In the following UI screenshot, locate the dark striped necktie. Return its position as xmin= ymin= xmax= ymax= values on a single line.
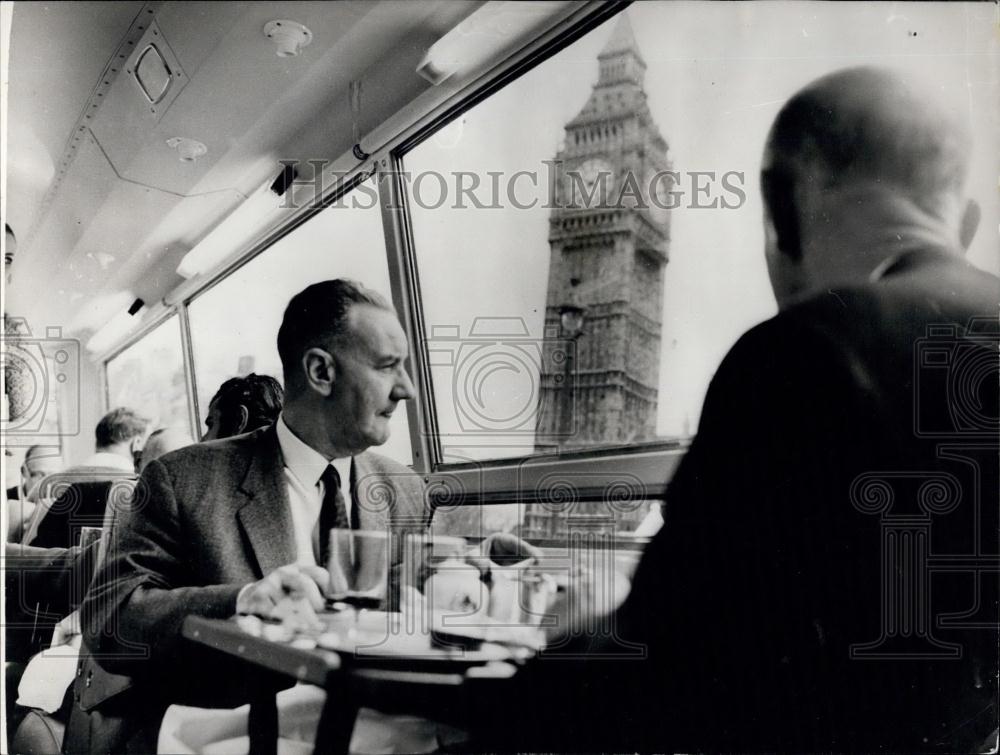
xmin=318 ymin=464 xmax=349 ymax=568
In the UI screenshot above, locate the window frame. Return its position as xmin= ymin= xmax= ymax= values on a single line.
xmin=102 ymin=0 xmax=683 ymax=504
xmin=102 ymin=311 xmax=192 ymax=437
xmin=377 ymin=1 xmax=682 ymax=503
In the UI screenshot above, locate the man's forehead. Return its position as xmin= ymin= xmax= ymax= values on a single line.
xmin=345 ymin=304 xmax=408 ymax=354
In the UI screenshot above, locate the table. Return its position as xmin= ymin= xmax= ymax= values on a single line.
xmin=182 ymin=610 xmax=532 ymax=755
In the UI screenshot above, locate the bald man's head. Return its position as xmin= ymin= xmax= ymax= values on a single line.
xmin=139 ymin=427 xmax=192 ymax=471
xmin=760 ymin=67 xmax=978 ymax=307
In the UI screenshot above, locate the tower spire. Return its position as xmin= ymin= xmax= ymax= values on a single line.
xmin=594 ymin=12 xmax=646 ymax=87
xmin=598 ymin=12 xmax=644 ymax=65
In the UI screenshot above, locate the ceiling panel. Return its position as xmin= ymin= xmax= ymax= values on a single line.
xmin=5 ymin=1 xmax=146 ymax=237
xmin=5 ymin=0 xmax=491 ymax=345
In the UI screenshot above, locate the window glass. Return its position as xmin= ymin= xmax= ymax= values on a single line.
xmin=431 ymin=500 xmax=655 ymax=586
xmin=106 ymin=316 xmax=190 ymax=435
xmin=403 ymin=2 xmax=997 ymax=466
xmin=432 ymin=499 xmax=662 ymax=540
xmin=187 ymin=178 xmax=413 ymax=466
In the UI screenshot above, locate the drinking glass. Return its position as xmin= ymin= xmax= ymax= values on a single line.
xmin=326 ymin=529 xmax=391 ymax=613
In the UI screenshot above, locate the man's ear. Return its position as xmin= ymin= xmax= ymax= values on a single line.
xmin=959 ymin=198 xmax=980 ymax=253
xmin=763 ymin=207 xmax=806 ymax=311
xmin=235 ymin=404 xmax=249 ymax=434
xmin=302 ymin=348 xmax=336 ymax=396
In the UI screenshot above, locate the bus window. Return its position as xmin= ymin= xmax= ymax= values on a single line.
xmin=401 ymin=6 xmax=774 ymax=468
xmin=186 ymin=177 xmax=413 ymax=466
xmin=105 ymin=315 xmax=189 ymax=436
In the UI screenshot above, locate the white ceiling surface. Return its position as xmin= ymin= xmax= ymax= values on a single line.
xmin=5 ymin=0 xmax=482 ymax=342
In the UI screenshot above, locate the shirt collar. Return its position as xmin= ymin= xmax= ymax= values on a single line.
xmin=276 ymin=413 xmax=351 ymax=489
xmin=81 ymin=452 xmax=135 ymax=472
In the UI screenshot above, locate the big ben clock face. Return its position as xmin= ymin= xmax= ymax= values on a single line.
xmin=567 ymin=158 xmax=613 ymax=207
xmin=646 ymin=167 xmax=674 ymax=226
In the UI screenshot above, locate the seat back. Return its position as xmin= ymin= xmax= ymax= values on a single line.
xmin=23 ymin=472 xmax=137 ymax=550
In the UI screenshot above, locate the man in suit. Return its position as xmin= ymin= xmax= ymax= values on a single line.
xmin=477 ymin=67 xmax=998 ymax=751
xmin=66 ymin=280 xmax=427 ymax=752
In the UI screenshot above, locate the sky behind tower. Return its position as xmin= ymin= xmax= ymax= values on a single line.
xmin=404 ymin=1 xmax=998 ymax=450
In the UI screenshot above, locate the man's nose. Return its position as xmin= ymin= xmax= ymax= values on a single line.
xmin=392 ymin=367 xmax=416 ymax=401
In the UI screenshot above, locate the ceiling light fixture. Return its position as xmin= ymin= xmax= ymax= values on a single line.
xmin=416 ymin=1 xmax=565 ymax=85
xmin=86 ymin=298 xmax=145 ymax=354
xmin=166 ymin=137 xmax=207 ymax=162
xmin=263 ymin=20 xmax=312 ymax=57
xmin=176 ymin=180 xmax=285 ymax=279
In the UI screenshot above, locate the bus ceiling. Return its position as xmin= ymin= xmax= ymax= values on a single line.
xmin=3 ymin=0 xmax=533 ymax=355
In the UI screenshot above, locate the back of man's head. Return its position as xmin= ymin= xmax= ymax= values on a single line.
xmin=206 ymin=373 xmax=284 ymax=439
xmin=139 ymin=427 xmax=192 ymax=471
xmin=760 ymin=67 xmax=977 ymax=304
xmin=23 ymin=444 xmax=62 ymax=469
xmin=95 ymin=407 xmax=150 ymax=452
xmin=276 ymin=279 xmax=392 ymax=392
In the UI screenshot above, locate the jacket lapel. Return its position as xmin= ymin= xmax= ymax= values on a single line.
xmin=236 ymin=426 xmax=296 ymax=577
xmin=352 ymin=453 xmax=397 ymax=530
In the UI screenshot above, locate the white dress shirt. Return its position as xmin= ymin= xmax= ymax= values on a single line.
xmin=275 ymin=414 xmax=353 ymax=566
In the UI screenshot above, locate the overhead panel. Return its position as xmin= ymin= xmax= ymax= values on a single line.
xmin=125 ymin=20 xmax=188 ymax=121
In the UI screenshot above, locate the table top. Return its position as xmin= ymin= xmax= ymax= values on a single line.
xmin=182 ymin=610 xmax=535 ymax=689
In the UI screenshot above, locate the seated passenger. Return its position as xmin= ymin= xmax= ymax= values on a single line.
xmin=6 ymin=445 xmax=63 ymax=501
xmin=74 ymin=407 xmax=150 ymax=474
xmin=472 ymin=67 xmax=999 ymax=752
xmin=21 ymin=408 xmax=148 ymax=549
xmin=201 ymin=372 xmax=283 ymax=441
xmin=67 ymin=280 xmax=429 ymax=752
xmin=6 ymin=445 xmax=63 ymax=543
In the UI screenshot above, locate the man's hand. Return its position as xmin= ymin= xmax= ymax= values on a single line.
xmin=544 ymin=566 xmax=629 ymax=641
xmin=236 ymin=564 xmax=329 ymax=624
xmin=51 ymin=609 xmax=82 ymax=647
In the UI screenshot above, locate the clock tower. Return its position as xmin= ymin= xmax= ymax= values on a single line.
xmin=535 ymin=13 xmax=671 ymax=451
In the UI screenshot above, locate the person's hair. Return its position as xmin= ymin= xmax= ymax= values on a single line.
xmin=276 ymin=279 xmax=392 ymax=387
xmin=761 ymin=66 xmax=971 ymax=260
xmin=95 ymin=407 xmax=150 ymax=448
xmin=209 ymin=373 xmax=284 ymax=435
xmin=24 ymin=444 xmax=59 ymax=463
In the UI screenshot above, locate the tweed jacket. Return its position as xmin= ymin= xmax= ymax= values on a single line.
xmin=64 ymin=425 xmax=428 ymax=753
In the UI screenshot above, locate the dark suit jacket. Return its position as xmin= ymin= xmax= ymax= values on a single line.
xmin=480 ymin=247 xmax=999 ymax=752
xmin=64 ymin=425 xmax=429 ymax=753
